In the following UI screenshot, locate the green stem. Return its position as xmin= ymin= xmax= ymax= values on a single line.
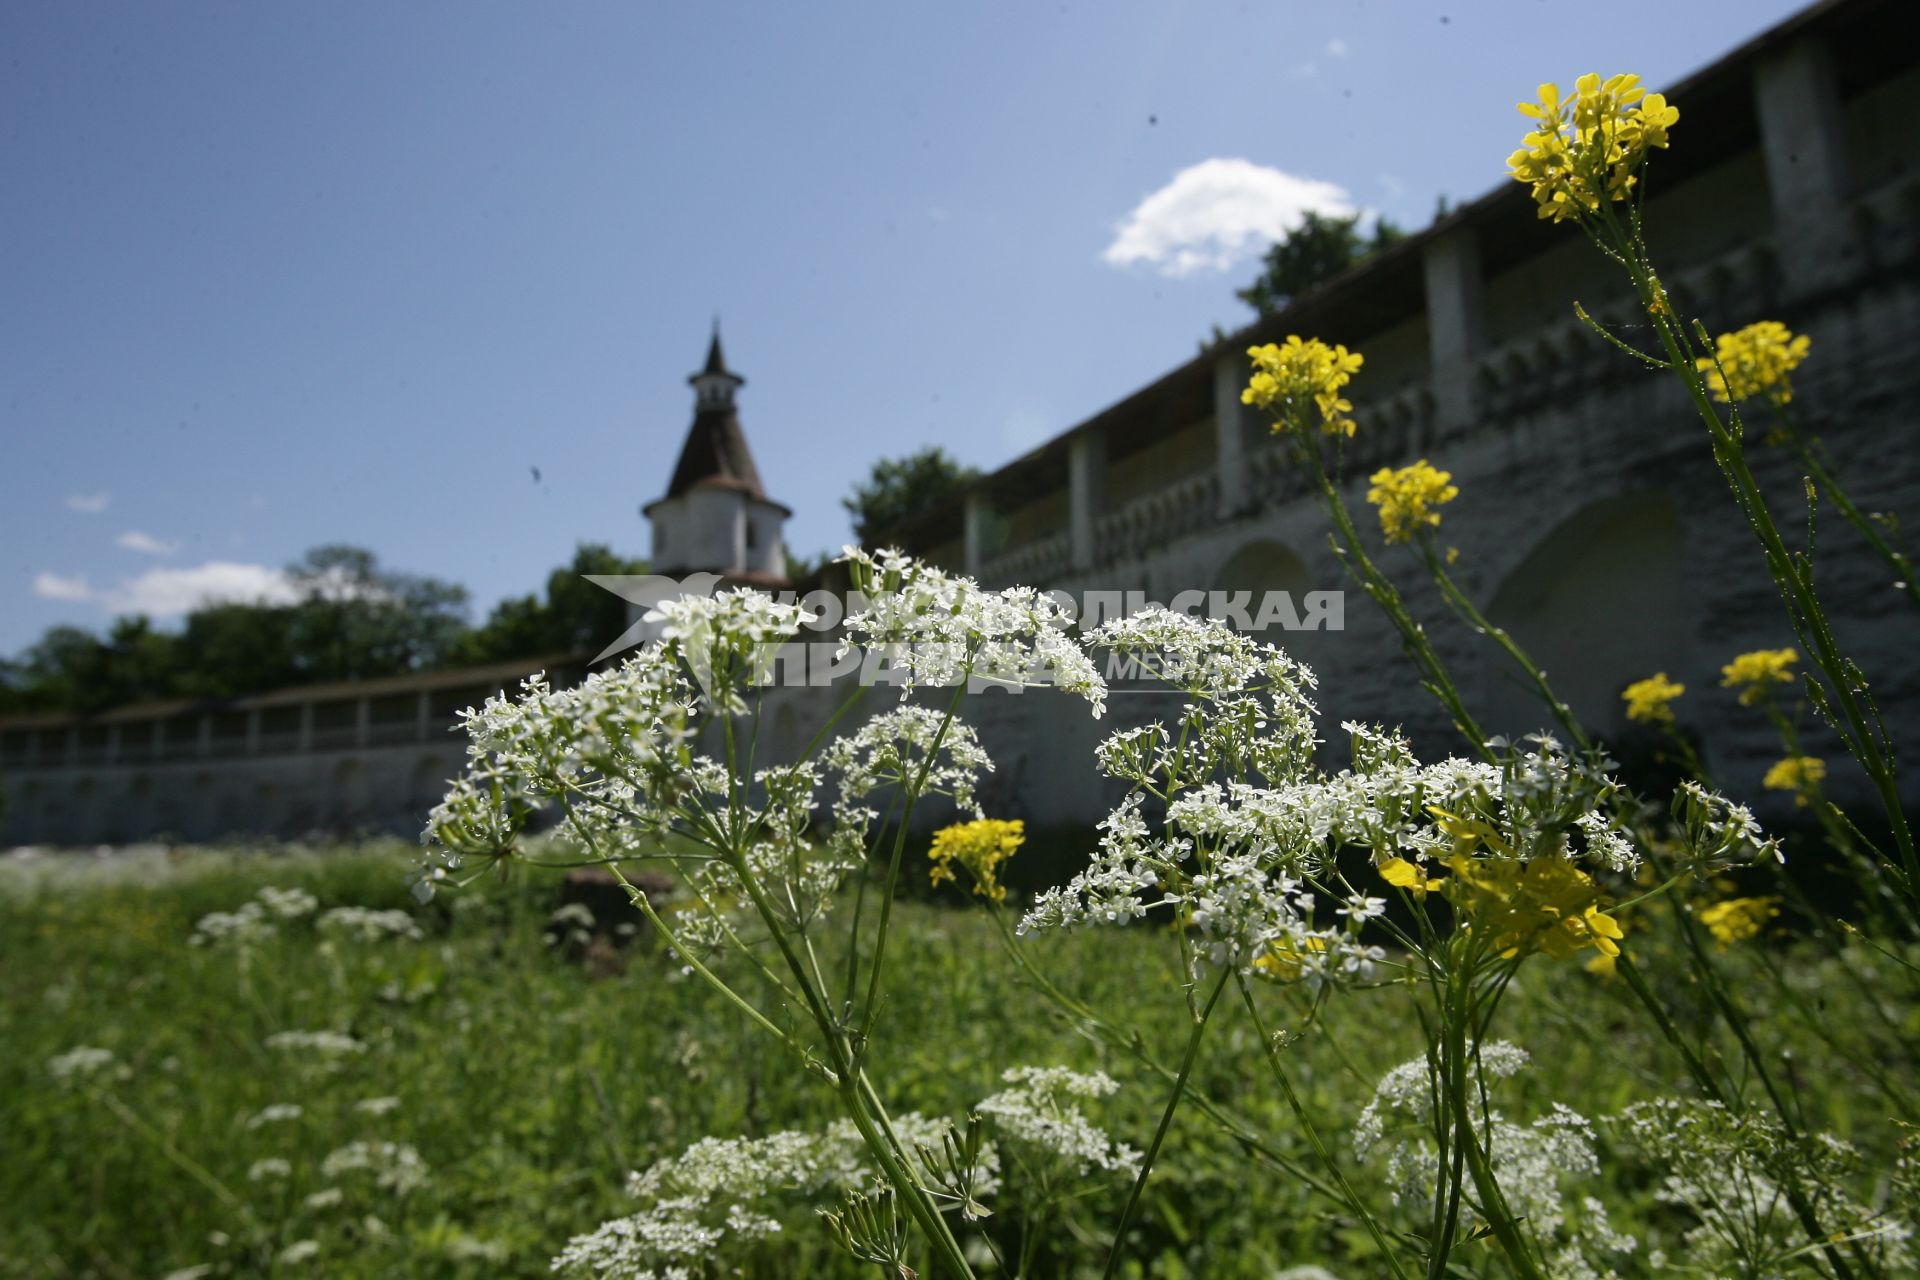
xmin=1236 ymin=975 xmax=1414 ymax=1280
xmin=1099 ymin=967 xmax=1230 ymax=1280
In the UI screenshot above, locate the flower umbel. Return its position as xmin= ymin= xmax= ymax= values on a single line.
xmin=1242 ymin=336 xmax=1365 ymax=437
xmin=928 ymin=818 xmax=1026 ymax=903
xmin=1507 ymin=74 xmax=1679 ymax=223
xmin=1696 ymin=321 xmax=1811 ymax=407
xmin=1366 ymin=460 xmax=1459 ymax=543
xmin=1720 ymin=648 xmax=1798 ymax=705
xmin=1622 ymin=672 xmax=1686 ymax=724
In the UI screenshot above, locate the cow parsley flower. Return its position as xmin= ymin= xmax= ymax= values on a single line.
xmin=246 ymin=1103 xmax=304 ymax=1129
xmin=555 ymin=1113 xmax=993 ymax=1280
xmin=256 ymin=886 xmax=319 ymax=919
xmin=318 ymin=906 xmax=424 ymax=942
xmin=975 ymin=1066 xmax=1141 ymax=1177
xmin=839 ymin=547 xmax=1106 ymax=714
xmin=321 ymin=1140 xmax=430 ymax=1195
xmin=248 ymin=1158 xmax=292 ymax=1183
xmin=47 ymin=1045 xmax=116 ymax=1083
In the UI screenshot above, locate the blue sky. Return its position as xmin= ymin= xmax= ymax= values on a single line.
xmin=0 ymin=0 xmax=1804 ymax=655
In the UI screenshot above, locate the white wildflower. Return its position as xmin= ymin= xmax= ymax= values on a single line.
xmin=975 ymin=1065 xmax=1141 ymax=1177
xmin=317 ymin=906 xmax=423 ymax=942
xmin=246 ymin=1103 xmax=304 ymax=1129
xmin=47 ymin=1045 xmax=116 ymax=1082
xmin=275 ymin=1240 xmax=321 ymax=1266
xmin=320 ymin=1140 xmax=430 ymax=1195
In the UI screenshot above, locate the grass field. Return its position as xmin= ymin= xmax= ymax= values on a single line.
xmin=2 ymin=841 xmax=1912 ymax=1278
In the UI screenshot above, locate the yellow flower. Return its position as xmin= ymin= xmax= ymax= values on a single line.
xmin=1508 ymin=73 xmax=1678 ymax=223
xmin=1252 ymin=933 xmax=1329 ymax=983
xmin=1242 ymin=336 xmax=1365 ymax=437
xmin=1695 ymin=321 xmax=1812 ymax=407
xmin=1366 ymin=460 xmax=1460 ymax=544
xmin=1720 ymin=648 xmax=1798 ymax=705
xmin=927 ymin=818 xmax=1025 ymax=903
xmin=1762 ymin=755 xmax=1826 ymax=806
xmin=1438 ymin=851 xmax=1625 ymax=961
xmin=1379 ymin=856 xmax=1438 ymax=901
xmin=1621 ymin=672 xmax=1686 ymax=725
xmin=1698 ymin=896 xmax=1780 ymax=947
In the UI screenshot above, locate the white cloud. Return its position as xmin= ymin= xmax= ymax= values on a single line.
xmin=33 ymin=572 xmax=93 ymax=601
xmin=1103 ymin=158 xmax=1356 ymax=277
xmin=29 ymin=561 xmax=301 ymax=617
xmin=1377 ymin=172 xmax=1407 ymax=199
xmin=116 ymin=530 xmax=179 ymax=556
xmin=1327 ymin=37 xmax=1349 ymax=57
xmin=103 ymin=562 xmax=297 ymax=617
xmin=64 ymin=492 xmax=111 ymax=514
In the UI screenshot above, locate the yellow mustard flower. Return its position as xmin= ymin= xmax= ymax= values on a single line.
xmin=1621 ymin=672 xmax=1686 ymax=725
xmin=1366 ymin=460 xmax=1460 ymax=544
xmin=1698 ymin=895 xmax=1780 ymax=947
xmin=1437 ymin=852 xmax=1624 ymax=961
xmin=1508 ymin=73 xmax=1679 ymax=223
xmin=1720 ymin=648 xmax=1798 ymax=705
xmin=1378 ymin=855 xmax=1437 ymax=901
xmin=1762 ymin=755 xmax=1826 ymax=805
xmin=1252 ymin=933 xmax=1329 ymax=983
xmin=1695 ymin=321 xmax=1812 ymax=407
xmin=928 ymin=818 xmax=1025 ymax=903
xmin=1242 ymin=336 xmax=1365 ymax=437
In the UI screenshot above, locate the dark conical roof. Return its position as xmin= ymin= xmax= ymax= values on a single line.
xmin=661 ymin=329 xmax=765 ymax=500
xmin=696 ymin=328 xmax=739 ymax=382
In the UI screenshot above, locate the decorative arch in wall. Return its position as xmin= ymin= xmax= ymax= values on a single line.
xmin=1482 ymin=489 xmax=1692 ymax=739
xmin=1210 ymin=536 xmax=1333 ymax=680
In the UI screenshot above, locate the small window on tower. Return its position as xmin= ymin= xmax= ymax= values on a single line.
xmin=746 ymin=523 xmax=758 ymax=551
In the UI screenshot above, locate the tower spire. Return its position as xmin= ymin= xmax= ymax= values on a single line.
xmin=692 ymin=319 xmax=743 ymax=407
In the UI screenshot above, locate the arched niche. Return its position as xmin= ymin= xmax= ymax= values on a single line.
xmin=1209 ymin=537 xmax=1332 ymax=683
xmin=1482 ymin=489 xmax=1692 ymax=739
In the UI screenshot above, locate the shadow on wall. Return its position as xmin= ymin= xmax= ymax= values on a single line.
xmin=1482 ymin=489 xmax=1693 ymax=741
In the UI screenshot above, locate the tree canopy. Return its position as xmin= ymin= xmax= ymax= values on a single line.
xmin=0 ymin=542 xmax=646 ymax=714
xmin=1233 ymin=211 xmax=1406 ymax=319
xmin=842 ymin=447 xmax=980 ymax=545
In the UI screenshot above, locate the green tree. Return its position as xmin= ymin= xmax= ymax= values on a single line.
xmin=282 ymin=545 xmax=470 ymax=683
xmin=842 ymin=447 xmax=979 ymax=545
xmin=457 ymin=543 xmax=650 ymax=663
xmin=1234 ymin=211 xmax=1406 ymax=319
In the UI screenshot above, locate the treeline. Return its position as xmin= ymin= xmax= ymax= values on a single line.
xmin=0 ymin=543 xmax=646 ymax=715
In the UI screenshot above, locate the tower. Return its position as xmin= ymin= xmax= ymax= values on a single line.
xmin=643 ymin=328 xmax=791 ymax=584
